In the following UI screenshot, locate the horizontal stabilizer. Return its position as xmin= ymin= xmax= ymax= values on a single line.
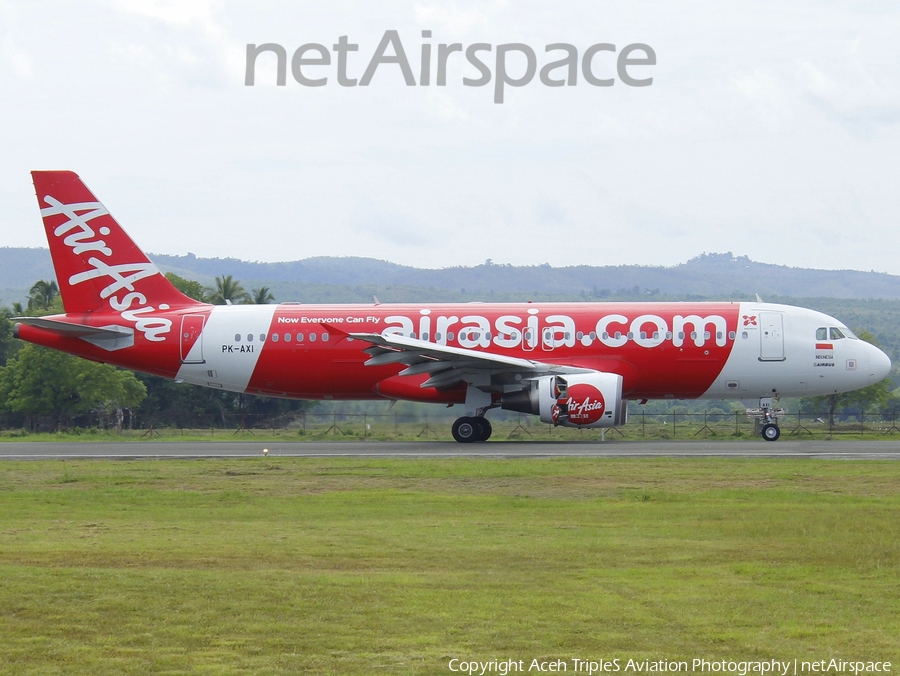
xmin=14 ymin=317 xmax=135 ymax=351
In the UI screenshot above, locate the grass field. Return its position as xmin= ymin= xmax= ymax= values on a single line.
xmin=0 ymin=458 xmax=898 ymax=675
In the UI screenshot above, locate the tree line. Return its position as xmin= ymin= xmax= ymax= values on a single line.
xmin=0 ymin=275 xmax=305 ymax=432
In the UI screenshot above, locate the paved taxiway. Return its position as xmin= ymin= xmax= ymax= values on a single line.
xmin=1 ymin=440 xmax=899 ymax=459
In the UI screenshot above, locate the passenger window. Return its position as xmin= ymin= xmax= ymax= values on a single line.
xmin=297 ymin=333 xmax=304 ymax=342
xmin=247 ymin=334 xmax=253 ymax=342
xmin=422 ymin=332 xmax=429 ymax=341
xmin=816 ymin=327 xmax=827 ymax=340
xmin=830 ymin=327 xmax=845 ymax=340
xmin=728 ymin=331 xmax=736 ymax=340
xmin=234 ymin=333 xmax=240 ymax=342
xmin=259 ymin=334 xmax=265 ymax=342
xmin=577 ymin=332 xmax=584 ymax=340
xmin=322 ymin=333 xmax=329 ymax=342
xmin=272 ymin=333 xmax=279 ymax=342
xmin=448 ymin=332 xmax=455 ymax=341
xmin=435 ymin=332 xmax=442 ymax=341
xmin=310 ymin=333 xmax=317 ymax=342
xmin=284 ymin=333 xmax=291 ymax=342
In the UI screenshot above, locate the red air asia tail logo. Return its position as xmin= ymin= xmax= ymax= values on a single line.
xmin=564 ymin=383 xmax=606 ymax=425
xmin=41 ymin=196 xmax=172 ymax=342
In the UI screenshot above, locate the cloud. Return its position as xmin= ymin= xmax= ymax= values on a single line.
xmin=111 ymin=0 xmax=219 ymax=26
xmin=109 ymin=0 xmax=244 ymax=87
xmin=798 ymin=58 xmax=900 ymax=133
xmin=0 ymin=2 xmax=32 ymax=78
xmin=3 ymin=1 xmax=900 ymax=275
xmin=413 ymin=2 xmax=504 ymax=33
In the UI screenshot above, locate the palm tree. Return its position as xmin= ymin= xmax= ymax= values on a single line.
xmin=207 ymin=275 xmax=250 ymax=305
xmin=27 ymin=280 xmax=59 ymax=311
xmin=249 ymin=286 xmax=275 ymax=304
xmin=11 ymin=301 xmax=25 ymax=316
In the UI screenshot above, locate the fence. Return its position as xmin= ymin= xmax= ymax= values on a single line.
xmin=5 ymin=409 xmax=900 ymax=441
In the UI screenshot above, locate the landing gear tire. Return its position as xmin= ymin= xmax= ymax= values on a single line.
xmin=761 ymin=423 xmax=781 ymax=442
xmin=478 ymin=418 xmax=493 ymax=442
xmin=452 ymin=416 xmax=492 ymax=443
xmin=452 ymin=417 xmax=479 ymax=443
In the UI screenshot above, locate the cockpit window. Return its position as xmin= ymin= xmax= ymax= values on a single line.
xmin=816 ymin=327 xmax=827 ymax=341
xmin=842 ymin=327 xmax=858 ymax=339
xmin=829 ymin=327 xmax=845 ymax=340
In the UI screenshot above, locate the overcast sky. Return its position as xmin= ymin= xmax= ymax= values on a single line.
xmin=1 ymin=1 xmax=898 ymax=273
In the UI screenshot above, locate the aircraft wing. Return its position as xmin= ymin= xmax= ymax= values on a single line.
xmin=349 ymin=331 xmax=592 ymax=389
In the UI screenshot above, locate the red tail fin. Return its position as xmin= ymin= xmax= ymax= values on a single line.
xmin=31 ymin=171 xmax=201 ymax=314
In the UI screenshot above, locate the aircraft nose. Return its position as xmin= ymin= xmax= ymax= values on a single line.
xmin=868 ymin=344 xmax=892 ymax=385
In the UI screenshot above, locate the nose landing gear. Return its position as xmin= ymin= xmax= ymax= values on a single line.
xmin=761 ymin=423 xmax=781 ymax=441
xmin=746 ymin=397 xmax=783 ymax=442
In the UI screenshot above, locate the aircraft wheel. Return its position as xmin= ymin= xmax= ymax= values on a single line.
xmin=478 ymin=418 xmax=493 ymax=442
xmin=761 ymin=423 xmax=781 ymax=442
xmin=452 ymin=417 xmax=480 ymax=443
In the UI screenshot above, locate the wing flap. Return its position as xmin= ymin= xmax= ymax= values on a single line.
xmin=349 ymin=331 xmax=592 ymax=389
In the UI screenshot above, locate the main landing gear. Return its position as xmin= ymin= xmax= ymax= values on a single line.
xmin=451 ymin=416 xmax=493 ymax=443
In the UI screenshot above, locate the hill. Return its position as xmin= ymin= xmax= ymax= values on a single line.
xmin=3 ymin=249 xmax=900 ymax=303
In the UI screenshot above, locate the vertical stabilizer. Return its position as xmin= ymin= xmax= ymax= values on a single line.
xmin=31 ymin=171 xmax=201 ymax=314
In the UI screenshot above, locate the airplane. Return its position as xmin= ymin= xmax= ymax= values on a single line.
xmin=13 ymin=171 xmax=892 ymax=442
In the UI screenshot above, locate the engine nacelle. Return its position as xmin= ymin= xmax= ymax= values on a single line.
xmin=501 ymin=373 xmax=626 ymax=428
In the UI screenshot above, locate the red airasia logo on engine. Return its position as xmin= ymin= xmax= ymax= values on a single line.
xmin=564 ymin=383 xmax=606 ymax=425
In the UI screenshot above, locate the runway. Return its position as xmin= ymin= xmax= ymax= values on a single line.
xmin=1 ymin=440 xmax=900 ymax=459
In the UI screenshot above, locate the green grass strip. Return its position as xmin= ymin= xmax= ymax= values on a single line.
xmin=0 ymin=458 xmax=897 ymax=674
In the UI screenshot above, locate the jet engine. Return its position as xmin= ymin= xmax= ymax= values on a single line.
xmin=501 ymin=373 xmax=626 ymax=428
